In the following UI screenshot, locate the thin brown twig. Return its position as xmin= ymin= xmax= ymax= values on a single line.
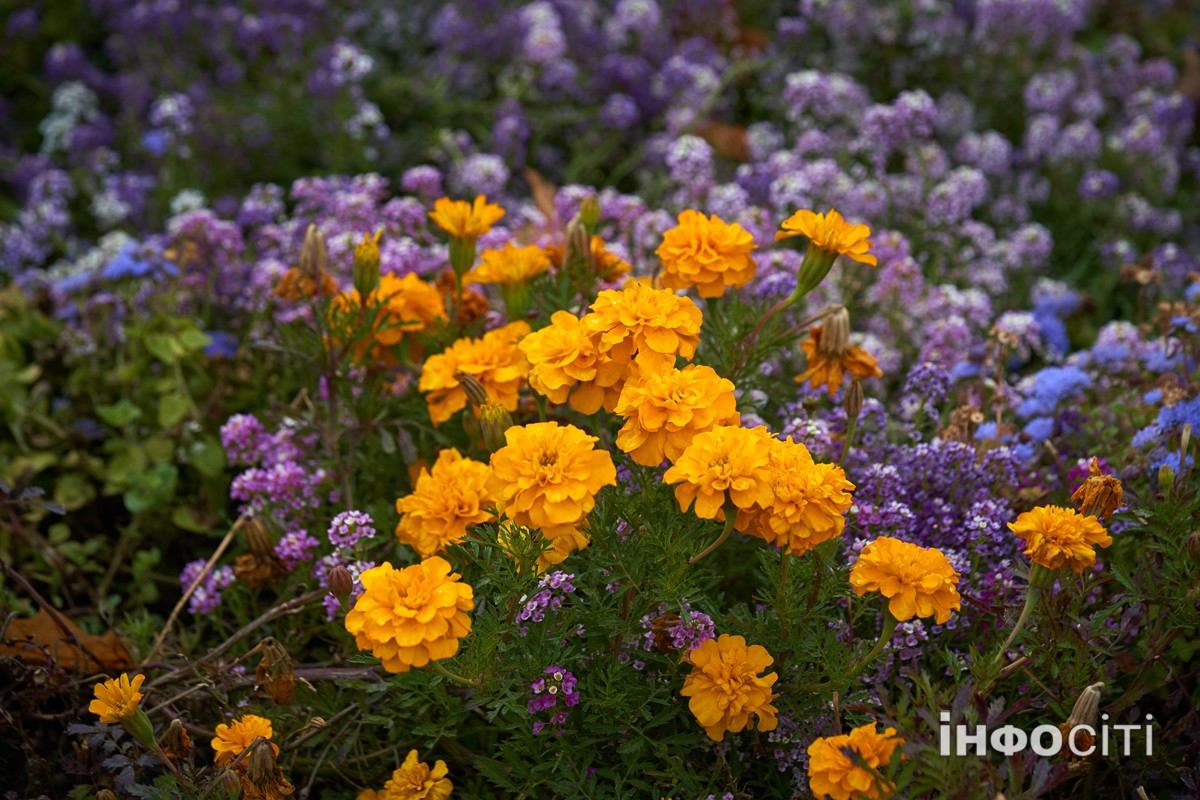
xmin=143 ymin=518 xmax=244 ymax=664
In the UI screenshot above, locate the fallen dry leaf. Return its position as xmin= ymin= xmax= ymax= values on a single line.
xmin=1 ymin=610 xmax=133 ymax=671
xmin=523 ymin=167 xmax=559 ymax=228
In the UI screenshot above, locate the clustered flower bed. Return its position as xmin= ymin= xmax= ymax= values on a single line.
xmin=1 ymin=2 xmax=1198 ymax=799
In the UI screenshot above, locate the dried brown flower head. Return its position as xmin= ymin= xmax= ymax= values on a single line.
xmin=1070 ymin=458 xmax=1124 ymax=520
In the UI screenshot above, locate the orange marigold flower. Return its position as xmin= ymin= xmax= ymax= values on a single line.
xmin=519 ymin=311 xmax=625 ymax=414
xmin=428 ymin=195 xmax=505 ymax=240
xmin=807 ymin=722 xmax=903 ymax=800
xmin=344 ymin=558 xmax=474 ymax=673
xmin=273 ymin=266 xmax=337 ymax=301
xmin=547 ymin=236 xmax=631 ymax=282
xmin=356 ymin=792 xmax=383 ymax=800
xmin=796 ymin=325 xmax=883 ymax=397
xmin=614 ymin=364 xmax=740 ymax=466
xmin=775 ymin=208 xmax=877 ymax=267
xmin=212 ymin=714 xmax=279 ymax=767
xmin=330 ymin=273 xmax=447 ymax=363
xmin=1008 ymin=505 xmax=1112 ymax=573
xmin=741 ymin=437 xmax=855 ymax=556
xmin=382 ymin=749 xmax=453 ymax=800
xmin=466 ymin=242 xmax=551 ymax=285
xmin=849 ymin=537 xmax=962 ymax=624
xmin=656 ymin=210 xmax=757 ymax=298
xmin=583 ymin=281 xmax=703 ymax=371
xmin=396 ymin=448 xmax=495 ymax=558
xmin=486 ymin=422 xmax=617 ymax=570
xmin=89 ymin=673 xmax=145 ymax=724
xmin=419 ymin=321 xmax=530 ymax=425
xmin=663 ymin=425 xmax=775 ymax=522
xmin=680 ymin=634 xmax=778 ymax=742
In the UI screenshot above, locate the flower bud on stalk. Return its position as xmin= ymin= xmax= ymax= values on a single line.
xmin=479 ymin=402 xmax=514 ymax=453
xmin=579 ymin=194 xmax=600 ymax=235
xmin=299 ymin=223 xmax=328 ymax=282
xmin=327 ymin=565 xmax=354 ymax=598
xmin=1187 ymin=532 xmax=1200 ymax=568
xmin=159 ymin=718 xmax=194 ymax=760
xmin=244 ymin=517 xmax=274 ymax=559
xmin=352 ymin=230 xmax=382 ymax=298
xmin=1158 ymin=463 xmax=1176 ymax=491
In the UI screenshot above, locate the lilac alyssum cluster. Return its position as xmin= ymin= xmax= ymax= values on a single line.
xmin=527 ymin=666 xmax=580 ymax=736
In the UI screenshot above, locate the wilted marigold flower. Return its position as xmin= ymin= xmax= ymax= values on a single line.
xmin=680 ymin=634 xmax=778 ymax=742
xmin=614 ymin=364 xmax=740 ymax=466
xmin=849 ymin=537 xmax=961 ymax=624
xmin=583 ymin=282 xmax=703 ymax=371
xmin=89 ymin=673 xmax=145 ymax=724
xmin=1070 ymin=457 xmax=1124 ymax=520
xmin=656 ymin=210 xmax=757 ymax=298
xmin=741 ymin=437 xmax=855 ymax=556
xmin=796 ymin=325 xmax=883 ymax=397
xmin=486 ymin=422 xmax=617 ymax=570
xmin=1008 ymin=505 xmax=1112 ymax=573
xmin=428 ymin=195 xmax=504 ymax=241
xmin=212 ymin=714 xmax=279 ymax=767
xmin=775 ymin=208 xmax=877 ymax=267
xmin=663 ymin=425 xmax=775 ymax=522
xmin=807 ymin=722 xmax=903 ymax=800
xmin=466 ymin=242 xmax=551 ymax=285
xmin=344 ymin=558 xmax=474 ymax=673
xmin=382 ymin=749 xmax=452 ymax=800
xmin=419 ymin=321 xmax=530 ymax=425
xmin=396 ymin=448 xmax=495 ymax=558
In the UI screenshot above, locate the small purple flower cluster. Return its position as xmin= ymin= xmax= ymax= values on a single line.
xmin=178 ymin=560 xmax=236 ymax=615
xmin=327 ymin=510 xmax=376 ymax=549
xmin=516 ymin=571 xmax=576 ymax=636
xmin=527 ymin=666 xmax=580 ymax=736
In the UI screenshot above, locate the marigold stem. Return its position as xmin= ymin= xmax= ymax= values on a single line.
xmin=993 ymin=584 xmax=1043 ymax=669
xmin=427 ymin=659 xmax=480 ymax=688
xmin=848 ymin=610 xmax=899 ymax=677
xmin=689 ymin=501 xmax=739 ymax=565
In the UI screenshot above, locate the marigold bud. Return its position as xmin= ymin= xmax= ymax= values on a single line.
xmin=244 ymin=517 xmax=274 ymax=558
xmin=159 ymin=718 xmax=194 ymax=760
xmin=219 ymin=769 xmax=242 ymax=794
xmin=455 ymin=371 xmax=491 ymax=408
xmin=844 ymin=379 xmax=864 ymax=422
xmin=327 ymin=565 xmax=354 ymax=598
xmin=1065 ymin=681 xmax=1104 ymax=728
xmin=479 ymin=401 xmax=514 ymax=452
xmin=97 ymin=791 xmax=117 ymax=800
xmin=1158 ymin=463 xmax=1176 ymax=489
xmin=819 ymin=305 xmax=851 ymax=358
xmin=1187 ymin=531 xmax=1200 ymax=568
xmin=246 ymin=738 xmax=277 ymax=785
xmin=579 ymin=194 xmax=600 ymax=233
xmin=352 ymin=230 xmax=383 ymax=297
xmin=299 ymin=223 xmax=328 ymax=282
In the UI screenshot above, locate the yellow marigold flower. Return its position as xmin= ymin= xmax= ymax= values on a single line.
xmin=330 ymin=273 xmax=447 ymax=363
xmin=486 ymin=422 xmax=617 ymax=570
xmin=396 ymin=448 xmax=495 ymax=558
xmin=428 ymin=195 xmax=505 ymax=241
xmin=383 ymin=749 xmax=452 ymax=800
xmin=849 ymin=537 xmax=962 ymax=624
xmin=663 ymin=425 xmax=774 ymax=522
xmin=519 ymin=311 xmax=626 ymax=414
xmin=344 ymin=558 xmax=474 ymax=673
xmin=1008 ymin=505 xmax=1112 ymax=573
xmin=680 ymin=634 xmax=778 ymax=742
xmin=466 ymin=242 xmax=551 ymax=285
xmin=211 ymin=714 xmax=279 ymax=767
xmin=807 ymin=722 xmax=903 ymax=800
xmin=656 ymin=210 xmax=757 ymax=298
xmin=89 ymin=673 xmax=145 ymax=724
xmin=419 ymin=321 xmax=530 ymax=425
xmin=796 ymin=325 xmax=883 ymax=397
xmin=547 ymin=236 xmax=631 ymax=282
xmin=775 ymin=208 xmax=877 ymax=267
xmin=741 ymin=437 xmax=855 ymax=556
xmin=583 ymin=281 xmax=703 ymax=372
xmin=614 ymin=365 xmax=740 ymax=466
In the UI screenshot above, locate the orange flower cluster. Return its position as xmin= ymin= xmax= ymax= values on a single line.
xmin=486 ymin=422 xmax=616 ymax=570
xmin=663 ymin=425 xmax=775 ymax=523
xmin=331 ymin=272 xmax=446 ymax=364
xmin=466 ymin=242 xmax=551 ymax=285
xmin=1008 ymin=505 xmax=1112 ymax=573
xmin=776 ymin=208 xmax=877 ymax=267
xmin=521 ymin=282 xmax=703 ymax=413
xmin=849 ymin=537 xmax=962 ymax=624
xmin=807 ymin=722 xmax=902 ymax=800
xmin=656 ymin=210 xmax=757 ymax=298
xmin=741 ymin=436 xmax=856 ymax=556
xmin=419 ymin=321 xmax=530 ymax=425
xmin=796 ymin=325 xmax=883 ymax=397
xmin=428 ymin=195 xmax=504 ymax=241
xmin=396 ymin=448 xmax=495 ymax=557
xmin=212 ymin=714 xmax=279 ymax=767
xmin=344 ymin=558 xmax=474 ymax=673
xmin=547 ymin=235 xmax=631 ymax=282
xmin=680 ymin=634 xmax=778 ymax=742
xmin=380 ymin=749 xmax=453 ymax=800
xmin=614 ymin=365 xmax=739 ymax=466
